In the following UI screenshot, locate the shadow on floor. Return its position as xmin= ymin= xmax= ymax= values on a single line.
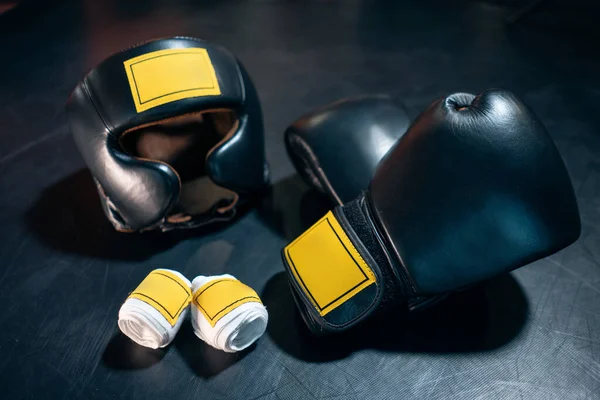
xmin=172 ymin=323 xmax=255 ymax=378
xmin=102 ymin=332 xmax=166 ymax=370
xmin=25 ymin=168 xmax=243 ymax=261
xmin=259 ymin=175 xmax=529 ymax=360
xmin=256 ymin=174 xmax=332 ymax=242
xmin=263 ymin=271 xmax=529 ymax=362
xmin=102 ymin=324 xmax=254 ymax=376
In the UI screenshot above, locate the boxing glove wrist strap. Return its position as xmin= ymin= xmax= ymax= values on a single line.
xmin=342 ymin=197 xmax=415 ymax=301
xmin=281 ymin=195 xmax=413 ymax=334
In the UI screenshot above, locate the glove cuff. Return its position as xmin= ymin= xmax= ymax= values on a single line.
xmin=281 ymin=194 xmax=413 ymax=334
xmin=340 ymin=195 xmax=415 ymax=304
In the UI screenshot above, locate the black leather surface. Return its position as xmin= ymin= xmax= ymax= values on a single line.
xmin=67 ymin=37 xmax=267 ymax=231
xmin=371 ymin=89 xmax=581 ymax=294
xmin=207 ymin=61 xmax=267 ymax=193
xmin=285 ymin=95 xmax=411 ymax=205
xmin=82 ymin=38 xmax=244 ymax=136
xmin=68 ymin=83 xmax=181 ymax=230
xmin=286 ymin=89 xmax=582 ymax=332
xmin=2 ymin=0 xmax=600 ymax=399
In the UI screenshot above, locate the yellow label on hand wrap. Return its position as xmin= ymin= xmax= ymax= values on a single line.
xmin=128 ymin=270 xmax=192 ymax=326
xmin=284 ymin=211 xmax=376 ymax=317
xmin=124 ymin=47 xmax=221 ymax=113
xmin=193 ymin=278 xmax=262 ymax=327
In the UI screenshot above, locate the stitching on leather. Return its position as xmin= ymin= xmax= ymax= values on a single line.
xmin=364 ymin=194 xmax=418 ymax=294
xmin=232 ymin=54 xmax=246 ymax=104
xmin=285 ymin=204 xmax=384 ymax=331
xmin=315 ymin=206 xmax=383 ymax=330
xmin=82 ymin=82 xmax=136 ymax=232
xmin=100 ymin=36 xmax=189 ymax=62
xmin=81 ymin=80 xmax=113 ymax=136
xmin=287 ymin=133 xmax=343 ymax=205
xmin=287 ymin=134 xmax=321 ymax=188
xmin=84 ymin=80 xmax=183 ymax=228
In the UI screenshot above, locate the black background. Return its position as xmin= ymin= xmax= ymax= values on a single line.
xmin=0 ymin=0 xmax=599 ymax=399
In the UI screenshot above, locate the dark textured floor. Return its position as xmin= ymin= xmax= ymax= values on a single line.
xmin=1 ymin=0 xmax=600 ymax=399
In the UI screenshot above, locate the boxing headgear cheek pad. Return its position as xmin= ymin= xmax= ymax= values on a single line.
xmin=284 ymin=95 xmax=411 ymax=205
xmin=67 ymin=37 xmax=268 ymax=232
xmin=282 ymin=89 xmax=581 ymax=334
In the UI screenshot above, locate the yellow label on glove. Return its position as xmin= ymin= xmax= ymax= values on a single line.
xmin=284 ymin=211 xmax=376 ymax=316
xmin=193 ymin=278 xmax=262 ymax=327
xmin=124 ymin=47 xmax=221 ymax=113
xmin=128 ymin=270 xmax=192 ymax=326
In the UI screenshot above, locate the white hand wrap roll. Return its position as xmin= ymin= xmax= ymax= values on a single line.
xmin=118 ymin=269 xmax=192 ymax=349
xmin=191 ymin=274 xmax=268 ymax=353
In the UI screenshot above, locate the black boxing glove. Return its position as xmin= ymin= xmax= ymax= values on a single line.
xmin=284 ymin=96 xmax=411 ymax=205
xmin=285 ymin=96 xmax=449 ymax=312
xmin=67 ymin=37 xmax=268 ymax=232
xmin=281 ymin=89 xmax=581 ymax=334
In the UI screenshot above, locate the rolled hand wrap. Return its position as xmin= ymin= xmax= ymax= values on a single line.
xmin=191 ymin=274 xmax=268 ymax=353
xmin=118 ymin=269 xmax=192 ymax=349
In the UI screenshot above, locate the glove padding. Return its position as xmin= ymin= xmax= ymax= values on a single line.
xmin=285 ymin=95 xmax=411 ymax=205
xmin=282 ymin=89 xmax=581 ymax=334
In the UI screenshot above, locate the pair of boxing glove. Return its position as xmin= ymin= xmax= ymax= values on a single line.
xmin=282 ymin=89 xmax=581 ymax=335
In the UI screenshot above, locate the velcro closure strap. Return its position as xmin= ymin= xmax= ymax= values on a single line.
xmin=283 ymin=210 xmax=381 ymax=332
xmin=193 ymin=278 xmax=262 ymax=327
xmin=124 ymin=47 xmax=221 ymax=113
xmin=128 ymin=270 xmax=192 ymax=326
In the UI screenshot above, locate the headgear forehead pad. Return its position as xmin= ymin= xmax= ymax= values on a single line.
xmin=67 ymin=37 xmax=268 ymax=232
